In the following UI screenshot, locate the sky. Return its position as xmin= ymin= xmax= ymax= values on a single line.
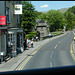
xmin=31 ymin=1 xmax=75 ymax=12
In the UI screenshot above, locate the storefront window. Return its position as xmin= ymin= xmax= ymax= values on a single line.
xmin=17 ymin=33 xmax=23 ymax=48
xmin=8 ymin=34 xmax=15 ymax=50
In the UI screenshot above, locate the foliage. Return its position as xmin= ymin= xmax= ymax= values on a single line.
xmin=26 ymin=31 xmax=37 ymax=39
xmin=36 ymin=10 xmax=64 ymax=32
xmin=64 ymin=6 xmax=75 ymax=30
xmin=21 ymin=1 xmax=36 ymax=33
xmin=67 ymin=6 xmax=75 ymax=14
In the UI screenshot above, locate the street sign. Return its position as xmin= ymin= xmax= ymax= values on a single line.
xmin=14 ymin=4 xmax=22 ymax=14
xmin=0 ymin=16 xmax=6 ymax=25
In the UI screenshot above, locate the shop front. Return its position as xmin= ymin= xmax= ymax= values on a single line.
xmin=8 ymin=28 xmax=24 ymax=55
xmin=0 ymin=28 xmax=7 ymax=59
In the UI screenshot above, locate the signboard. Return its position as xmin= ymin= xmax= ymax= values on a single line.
xmin=0 ymin=16 xmax=6 ymax=25
xmin=14 ymin=4 xmax=22 ymax=14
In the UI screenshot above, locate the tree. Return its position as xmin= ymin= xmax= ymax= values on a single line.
xmin=46 ymin=10 xmax=64 ymax=32
xmin=64 ymin=11 xmax=74 ymax=30
xmin=64 ymin=6 xmax=75 ymax=30
xmin=36 ymin=13 xmax=47 ymax=21
xmin=67 ymin=6 xmax=75 ymax=14
xmin=21 ymin=1 xmax=36 ymax=33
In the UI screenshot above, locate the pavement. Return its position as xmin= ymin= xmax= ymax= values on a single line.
xmin=0 ymin=32 xmax=68 ymax=72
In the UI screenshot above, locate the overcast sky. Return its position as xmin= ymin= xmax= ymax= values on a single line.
xmin=31 ymin=1 xmax=75 ymax=12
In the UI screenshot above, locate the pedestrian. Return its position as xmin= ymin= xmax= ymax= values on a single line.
xmin=32 ymin=37 xmax=34 ymax=41
xmin=27 ymin=38 xmax=30 ymax=48
xmin=36 ymin=36 xmax=38 ymax=42
xmin=31 ymin=39 xmax=33 ymax=48
xmin=49 ymin=32 xmax=51 ymax=38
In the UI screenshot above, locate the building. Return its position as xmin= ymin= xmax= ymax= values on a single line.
xmin=36 ymin=19 xmax=49 ymax=40
xmin=0 ymin=1 xmax=7 ymax=58
xmin=0 ymin=1 xmax=24 ymax=58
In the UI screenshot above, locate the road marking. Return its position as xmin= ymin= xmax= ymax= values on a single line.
xmin=50 ymin=62 xmax=52 ymax=67
xmin=70 ymin=40 xmax=75 ymax=61
xmin=50 ymin=51 xmax=53 ymax=58
xmin=18 ymin=56 xmax=32 ymax=70
xmin=54 ymin=45 xmax=58 ymax=49
xmin=70 ymin=31 xmax=75 ymax=61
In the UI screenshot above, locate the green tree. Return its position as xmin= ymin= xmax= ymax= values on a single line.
xmin=36 ymin=13 xmax=47 ymax=21
xmin=21 ymin=1 xmax=36 ymax=33
xmin=67 ymin=6 xmax=75 ymax=14
xmin=46 ymin=10 xmax=64 ymax=32
xmin=64 ymin=6 xmax=75 ymax=30
xmin=64 ymin=11 xmax=74 ymax=30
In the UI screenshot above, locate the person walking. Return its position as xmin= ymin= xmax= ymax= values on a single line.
xmin=36 ymin=36 xmax=38 ymax=42
xmin=27 ymin=38 xmax=30 ymax=48
xmin=31 ymin=39 xmax=33 ymax=48
xmin=49 ymin=32 xmax=51 ymax=38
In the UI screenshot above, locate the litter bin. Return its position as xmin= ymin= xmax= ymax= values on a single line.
xmin=12 ymin=50 xmax=17 ymax=57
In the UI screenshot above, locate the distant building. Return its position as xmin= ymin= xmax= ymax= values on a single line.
xmin=36 ymin=19 xmax=49 ymax=40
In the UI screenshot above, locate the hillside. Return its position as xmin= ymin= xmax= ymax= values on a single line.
xmin=58 ymin=8 xmax=69 ymax=13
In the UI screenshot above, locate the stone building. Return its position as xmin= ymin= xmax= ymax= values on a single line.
xmin=0 ymin=1 xmax=24 ymax=58
xmin=36 ymin=19 xmax=49 ymax=40
xmin=6 ymin=1 xmax=24 ymax=55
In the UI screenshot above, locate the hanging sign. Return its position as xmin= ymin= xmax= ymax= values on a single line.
xmin=14 ymin=4 xmax=22 ymax=14
xmin=0 ymin=16 xmax=6 ymax=25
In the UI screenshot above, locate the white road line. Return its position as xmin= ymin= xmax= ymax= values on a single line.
xmin=50 ymin=51 xmax=53 ymax=58
xmin=58 ymin=41 xmax=61 ymax=44
xmin=54 ymin=45 xmax=58 ymax=49
xmin=50 ymin=62 xmax=52 ymax=67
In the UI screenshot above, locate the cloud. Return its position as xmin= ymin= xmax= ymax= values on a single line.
xmin=73 ymin=3 xmax=75 ymax=5
xmin=40 ymin=4 xmax=48 ymax=8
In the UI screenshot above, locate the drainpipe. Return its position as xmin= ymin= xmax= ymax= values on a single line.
xmin=5 ymin=1 xmax=8 ymax=56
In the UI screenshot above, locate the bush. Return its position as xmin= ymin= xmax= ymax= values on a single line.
xmin=56 ymin=33 xmax=61 ymax=35
xmin=26 ymin=31 xmax=37 ymax=39
xmin=28 ymin=31 xmax=37 ymax=35
xmin=58 ymin=29 xmax=63 ymax=31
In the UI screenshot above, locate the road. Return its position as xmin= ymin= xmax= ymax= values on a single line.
xmin=19 ymin=31 xmax=75 ymax=70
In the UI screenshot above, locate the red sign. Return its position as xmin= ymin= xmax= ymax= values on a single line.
xmin=0 ymin=16 xmax=6 ymax=25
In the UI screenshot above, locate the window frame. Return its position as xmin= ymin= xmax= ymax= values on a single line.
xmin=6 ymin=7 xmax=10 ymax=23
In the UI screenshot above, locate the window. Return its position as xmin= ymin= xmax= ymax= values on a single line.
xmin=6 ymin=8 xmax=10 ymax=23
xmin=8 ymin=34 xmax=15 ymax=50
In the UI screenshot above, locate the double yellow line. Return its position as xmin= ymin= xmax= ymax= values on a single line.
xmin=18 ymin=41 xmax=51 ymax=70
xmin=70 ymin=31 xmax=75 ymax=61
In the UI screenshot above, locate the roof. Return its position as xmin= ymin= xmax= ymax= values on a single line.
xmin=36 ymin=19 xmax=44 ymax=23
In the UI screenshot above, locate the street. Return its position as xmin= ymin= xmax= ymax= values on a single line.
xmin=17 ymin=31 xmax=75 ymax=70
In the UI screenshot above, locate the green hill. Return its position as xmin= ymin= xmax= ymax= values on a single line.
xmin=58 ymin=8 xmax=69 ymax=13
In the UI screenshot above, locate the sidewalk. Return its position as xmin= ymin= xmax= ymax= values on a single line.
xmin=0 ymin=32 xmax=67 ymax=72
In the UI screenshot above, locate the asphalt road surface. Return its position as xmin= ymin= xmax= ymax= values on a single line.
xmin=22 ymin=32 xmax=75 ymax=70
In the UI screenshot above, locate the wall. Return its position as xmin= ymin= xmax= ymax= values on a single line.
xmin=0 ymin=1 xmax=5 ymax=15
xmin=6 ymin=1 xmax=20 ymax=28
